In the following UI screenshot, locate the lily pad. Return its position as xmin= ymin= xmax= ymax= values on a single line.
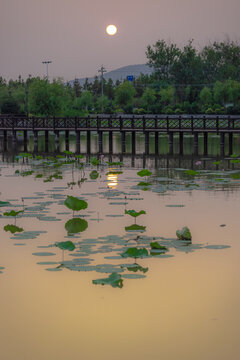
xmin=0 ymin=201 xmax=11 ymax=207
xmin=150 ymin=242 xmax=168 ymax=251
xmin=137 ymin=169 xmax=152 ymax=177
xmin=125 ymin=210 xmax=146 ymax=218
xmin=92 ymin=272 xmax=123 ymax=288
xmin=89 ymin=170 xmax=99 ymax=180
xmin=125 ymin=225 xmax=146 ymax=232
xmin=3 ymin=210 xmax=24 ymax=217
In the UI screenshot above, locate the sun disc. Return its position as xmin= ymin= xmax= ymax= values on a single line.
xmin=106 ymin=24 xmax=117 ymax=36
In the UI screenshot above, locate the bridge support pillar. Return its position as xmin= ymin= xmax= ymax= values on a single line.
xmin=109 ymin=131 xmax=113 ymax=154
xmin=54 ymin=130 xmax=59 ymax=152
xmin=12 ymin=130 xmax=17 ymax=151
xmin=155 ymin=132 xmax=159 ymax=155
xmin=229 ymin=133 xmax=233 ymax=156
xmin=98 ymin=131 xmax=103 ymax=153
xmin=45 ymin=131 xmax=49 ymax=152
xmin=3 ymin=130 xmax=7 ymax=151
xmin=33 ymin=131 xmax=38 ymax=152
xmin=76 ymin=131 xmax=80 ymax=154
xmin=145 ymin=132 xmax=149 ymax=155
xmin=65 ymin=130 xmax=69 ymax=151
xmin=24 ymin=130 xmax=28 ymax=152
xmin=204 ymin=132 xmax=208 ymax=156
xmin=169 ymin=132 xmax=173 ymax=155
xmin=220 ymin=132 xmax=225 ymax=156
xmin=179 ymin=132 xmax=183 ymax=155
xmin=87 ymin=131 xmax=91 ymax=154
xmin=121 ymin=132 xmax=126 ymax=154
xmin=194 ymin=132 xmax=198 ymax=155
xmin=132 ymin=131 xmax=136 ymax=154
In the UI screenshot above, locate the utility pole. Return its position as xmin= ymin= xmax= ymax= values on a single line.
xmin=98 ymin=65 xmax=107 ymax=113
xmin=42 ymin=61 xmax=52 ymax=81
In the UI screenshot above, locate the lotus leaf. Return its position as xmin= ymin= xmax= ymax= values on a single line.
xmin=125 ymin=210 xmax=146 ymax=218
xmin=107 ymin=161 xmax=123 ymax=166
xmin=90 ymin=157 xmax=99 ymax=166
xmin=4 ymin=225 xmax=24 ymax=234
xmin=150 ymin=242 xmax=168 ymax=251
xmin=63 ymin=150 xmax=73 ymax=155
xmin=90 ymin=170 xmax=99 ymax=180
xmin=176 ymin=226 xmax=192 ymax=241
xmin=121 ymin=247 xmax=148 ymax=258
xmin=64 ymin=196 xmax=88 ymax=211
xmin=126 ymin=264 xmax=148 ymax=273
xmin=125 ymin=224 xmax=146 ymax=232
xmin=92 ymin=272 xmax=123 ymax=288
xmin=65 ymin=218 xmax=88 ymax=234
xmin=184 ymin=170 xmax=199 ymax=176
xmin=137 ymin=169 xmax=152 ymax=177
xmin=0 ymin=201 xmax=10 ymax=207
xmin=137 ymin=182 xmax=151 ymax=186
xmin=56 ymin=241 xmax=75 ymax=251
xmin=3 ymin=210 xmax=24 ymax=217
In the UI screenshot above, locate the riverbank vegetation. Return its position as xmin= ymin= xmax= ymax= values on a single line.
xmin=0 ymin=39 xmax=240 ymax=116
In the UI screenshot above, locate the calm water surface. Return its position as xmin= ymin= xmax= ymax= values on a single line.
xmin=0 ymin=153 xmax=240 ymax=360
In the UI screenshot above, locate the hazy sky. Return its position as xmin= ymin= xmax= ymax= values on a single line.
xmin=1 ymin=0 xmax=240 ymax=81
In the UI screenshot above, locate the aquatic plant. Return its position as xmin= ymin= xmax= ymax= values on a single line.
xmin=55 ymin=241 xmax=75 ymax=251
xmin=65 ymin=218 xmax=88 ymax=234
xmin=137 ymin=169 xmax=152 ymax=178
xmin=176 ymin=226 xmax=192 ymax=241
xmin=90 ymin=157 xmax=99 ymax=166
xmin=90 ymin=170 xmax=99 ymax=180
xmin=121 ymin=247 xmax=149 ymax=258
xmin=92 ymin=272 xmax=123 ymax=288
xmin=4 ymin=224 xmax=24 ymax=234
xmin=64 ymin=196 xmax=88 ymax=212
xmin=125 ymin=224 xmax=146 ymax=232
xmin=150 ymin=242 xmax=167 ymax=251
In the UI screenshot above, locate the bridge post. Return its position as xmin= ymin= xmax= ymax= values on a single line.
xmin=121 ymin=132 xmax=126 ymax=154
xmin=12 ymin=130 xmax=17 ymax=151
xmin=220 ymin=132 xmax=225 ymax=156
xmin=98 ymin=131 xmax=103 ymax=153
xmin=132 ymin=131 xmax=136 ymax=154
xmin=169 ymin=132 xmax=173 ymax=155
xmin=65 ymin=130 xmax=69 ymax=151
xmin=109 ymin=131 xmax=113 ymax=154
xmin=229 ymin=133 xmax=233 ymax=155
xmin=24 ymin=130 xmax=28 ymax=152
xmin=155 ymin=132 xmax=159 ymax=155
xmin=33 ymin=130 xmax=38 ymax=152
xmin=3 ymin=130 xmax=7 ymax=151
xmin=204 ymin=132 xmax=208 ymax=156
xmin=76 ymin=131 xmax=80 ymax=154
xmin=145 ymin=132 xmax=149 ymax=155
xmin=54 ymin=130 xmax=59 ymax=152
xmin=179 ymin=132 xmax=183 ymax=155
xmin=87 ymin=131 xmax=91 ymax=154
xmin=194 ymin=132 xmax=198 ymax=155
xmin=45 ymin=131 xmax=49 ymax=152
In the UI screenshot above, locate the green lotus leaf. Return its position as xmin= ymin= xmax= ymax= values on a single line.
xmin=121 ymin=247 xmax=148 ymax=258
xmin=125 ymin=209 xmax=146 ymax=218
xmin=0 ymin=201 xmax=10 ymax=207
xmin=126 ymin=264 xmax=148 ymax=273
xmin=92 ymin=272 xmax=123 ymax=288
xmin=150 ymin=241 xmax=167 ymax=251
xmin=230 ymin=173 xmax=240 ymax=179
xmin=64 ymin=196 xmax=88 ymax=211
xmin=75 ymin=155 xmax=84 ymax=159
xmin=55 ymin=241 xmax=75 ymax=251
xmin=4 ymin=224 xmax=24 ymax=234
xmin=137 ymin=182 xmax=151 ymax=186
xmin=65 ymin=218 xmax=88 ymax=234
xmin=125 ymin=224 xmax=146 ymax=232
xmin=90 ymin=157 xmax=99 ymax=166
xmin=3 ymin=210 xmax=24 ymax=217
xmin=19 ymin=152 xmax=33 ymax=158
xmin=107 ymin=161 xmax=123 ymax=166
xmin=184 ymin=170 xmax=199 ymax=176
xmin=20 ymin=171 xmax=34 ymax=176
xmin=230 ymin=159 xmax=240 ymax=164
xmin=137 ymin=169 xmax=152 ymax=177
xmin=63 ymin=150 xmax=73 ymax=155
xmin=90 ymin=170 xmax=99 ymax=180
xmin=176 ymin=226 xmax=192 ymax=241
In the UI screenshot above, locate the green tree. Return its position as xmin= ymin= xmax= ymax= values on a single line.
xmin=115 ymin=81 xmax=136 ymax=112
xmin=199 ymin=87 xmax=213 ymax=106
xmin=146 ymin=40 xmax=180 ymax=82
xmin=75 ymin=91 xmax=93 ymax=112
xmin=140 ymin=88 xmax=156 ymax=112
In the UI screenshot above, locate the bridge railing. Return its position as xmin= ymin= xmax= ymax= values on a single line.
xmin=0 ymin=115 xmax=240 ymax=131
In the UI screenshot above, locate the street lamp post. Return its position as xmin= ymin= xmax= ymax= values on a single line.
xmin=98 ymin=65 xmax=107 ymax=113
xmin=42 ymin=61 xmax=52 ymax=81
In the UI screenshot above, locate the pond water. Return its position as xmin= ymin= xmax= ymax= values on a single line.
xmin=0 ymin=152 xmax=240 ymax=360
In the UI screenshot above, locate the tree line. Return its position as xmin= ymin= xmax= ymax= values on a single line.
xmin=0 ymin=39 xmax=240 ymax=116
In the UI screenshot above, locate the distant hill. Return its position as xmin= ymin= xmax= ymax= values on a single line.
xmin=68 ymin=64 xmax=153 ymax=86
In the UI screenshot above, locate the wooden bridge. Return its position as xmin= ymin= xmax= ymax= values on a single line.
xmin=0 ymin=114 xmax=240 ymax=155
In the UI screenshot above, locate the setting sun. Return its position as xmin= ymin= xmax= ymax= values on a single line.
xmin=106 ymin=24 xmax=117 ymax=36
